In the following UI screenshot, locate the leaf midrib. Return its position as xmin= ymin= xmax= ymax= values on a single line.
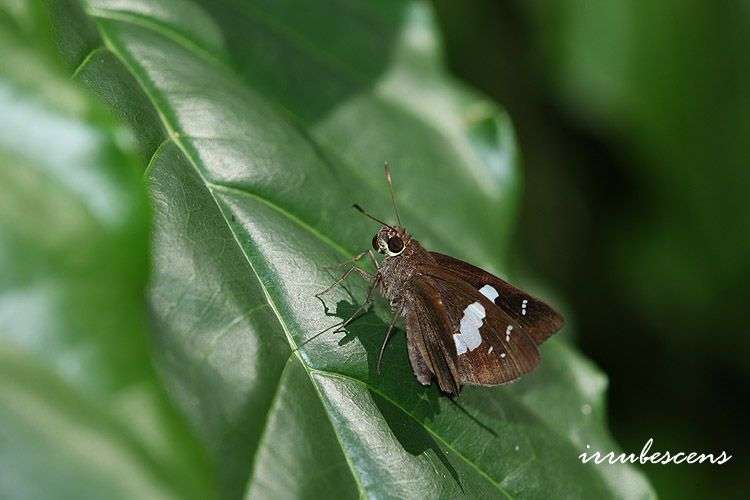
xmin=82 ymin=9 xmax=517 ymax=499
xmin=88 ymin=18 xmax=375 ymax=498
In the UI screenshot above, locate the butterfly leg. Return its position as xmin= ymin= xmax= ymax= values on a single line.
xmin=314 ymin=265 xmax=372 ymax=298
xmin=332 ymin=278 xmax=379 ymax=334
xmin=321 ymin=251 xmax=369 ymax=271
xmin=368 ymin=249 xmax=380 ymax=270
xmin=301 ymin=276 xmax=379 ymax=350
xmin=377 ymin=305 xmax=404 ymax=375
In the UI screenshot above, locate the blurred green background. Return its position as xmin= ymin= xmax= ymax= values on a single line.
xmin=432 ymin=1 xmax=748 ymax=498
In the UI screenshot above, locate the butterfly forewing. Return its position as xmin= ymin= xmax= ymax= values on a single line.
xmin=429 ymin=252 xmax=564 ymax=344
xmin=422 ymin=268 xmax=540 ymax=386
xmin=403 ymin=269 xmax=541 ymax=393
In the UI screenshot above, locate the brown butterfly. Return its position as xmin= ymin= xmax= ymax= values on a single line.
xmin=314 ymin=164 xmax=564 ymax=395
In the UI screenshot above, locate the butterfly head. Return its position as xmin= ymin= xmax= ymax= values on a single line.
xmin=372 ymin=226 xmax=410 ymax=257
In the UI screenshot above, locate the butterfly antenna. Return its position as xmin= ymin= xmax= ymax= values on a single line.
xmin=352 ymin=204 xmax=396 ymax=230
xmin=383 ymin=162 xmax=402 ymax=227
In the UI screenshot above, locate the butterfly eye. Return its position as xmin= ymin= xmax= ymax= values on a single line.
xmin=386 ymin=236 xmax=404 ymax=255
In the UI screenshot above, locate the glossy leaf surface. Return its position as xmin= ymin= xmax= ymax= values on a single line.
xmin=44 ymin=0 xmax=654 ymax=498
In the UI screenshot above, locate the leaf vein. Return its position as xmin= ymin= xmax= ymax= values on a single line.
xmin=311 ymin=369 xmax=515 ymax=500
xmin=71 ymin=45 xmax=109 ymax=79
xmin=94 ymin=20 xmax=369 ymax=498
xmin=86 ymin=7 xmax=226 ymax=68
xmin=241 ymin=355 xmax=293 ymax=497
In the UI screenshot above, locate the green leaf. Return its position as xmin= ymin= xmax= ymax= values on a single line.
xmin=47 ymin=0 xmax=654 ymax=498
xmin=0 ymin=4 xmax=214 ymax=499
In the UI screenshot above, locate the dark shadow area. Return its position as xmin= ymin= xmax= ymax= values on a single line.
xmin=446 ymin=398 xmax=498 ymax=439
xmin=372 ymin=387 xmax=463 ymax=492
xmin=315 ymin=295 xmax=466 ymax=489
xmin=316 ymin=295 xmax=528 ymax=492
xmin=315 ymin=297 xmax=435 ymax=401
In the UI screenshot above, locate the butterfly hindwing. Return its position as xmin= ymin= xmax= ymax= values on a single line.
xmin=429 ymin=252 xmax=564 ymax=344
xmin=404 ymin=278 xmax=461 ymax=394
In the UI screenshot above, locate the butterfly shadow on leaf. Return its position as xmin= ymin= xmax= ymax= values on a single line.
xmin=319 ymin=297 xmax=463 ymax=491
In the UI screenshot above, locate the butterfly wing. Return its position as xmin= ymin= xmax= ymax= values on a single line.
xmin=404 ymin=271 xmax=540 ymax=394
xmin=404 ymin=278 xmax=461 ymax=394
xmin=423 ymin=268 xmax=541 ymax=387
xmin=429 ymin=252 xmax=564 ymax=344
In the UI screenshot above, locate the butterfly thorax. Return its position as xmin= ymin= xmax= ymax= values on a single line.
xmin=375 ymin=231 xmax=435 ymax=310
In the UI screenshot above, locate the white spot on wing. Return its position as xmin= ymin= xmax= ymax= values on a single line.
xmin=521 ymin=299 xmax=528 ymax=316
xmin=479 ymin=284 xmax=499 ymax=302
xmin=454 ymin=301 xmax=485 ymax=355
